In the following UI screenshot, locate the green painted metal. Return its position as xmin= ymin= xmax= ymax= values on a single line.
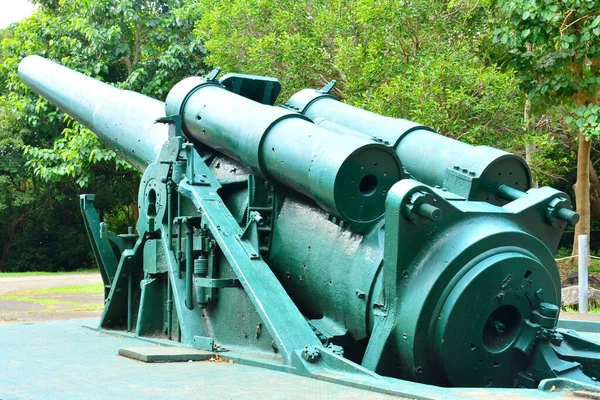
xmin=19 ymin=55 xmax=600 ymax=398
xmin=18 ymin=55 xmax=168 ymax=171
xmin=286 ymin=84 xmax=532 ymax=206
xmin=79 ymin=194 xmax=118 ymax=294
xmin=165 ymin=74 xmax=403 ymax=230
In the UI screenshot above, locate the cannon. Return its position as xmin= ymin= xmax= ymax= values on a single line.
xmin=18 ymin=55 xmax=600 ymax=398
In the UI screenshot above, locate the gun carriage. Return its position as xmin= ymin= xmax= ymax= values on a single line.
xmin=18 ymin=55 xmax=600 ymax=397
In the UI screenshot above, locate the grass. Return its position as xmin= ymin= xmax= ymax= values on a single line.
xmin=0 ymin=271 xmax=105 ymax=323
xmin=563 ymin=305 xmax=600 ymax=314
xmin=0 ymin=295 xmax=92 ymax=307
xmin=590 ymin=259 xmax=600 ymax=274
xmin=14 ymin=284 xmax=104 ymax=295
xmin=0 ymin=306 xmax=104 ymax=316
xmin=0 ymin=269 xmax=98 ymax=277
xmin=0 ymin=283 xmax=104 ymax=317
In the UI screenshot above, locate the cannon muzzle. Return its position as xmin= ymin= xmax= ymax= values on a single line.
xmin=18 ymin=55 xmax=168 ymax=171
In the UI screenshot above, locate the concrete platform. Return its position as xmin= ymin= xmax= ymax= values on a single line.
xmin=118 ymin=346 xmax=215 ymax=362
xmin=0 ymin=318 xmax=395 ymax=399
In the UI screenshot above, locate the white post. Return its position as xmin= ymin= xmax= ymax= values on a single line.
xmin=579 ymin=234 xmax=589 ymax=313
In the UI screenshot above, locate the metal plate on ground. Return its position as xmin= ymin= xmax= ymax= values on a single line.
xmin=119 ymin=346 xmax=215 ymax=362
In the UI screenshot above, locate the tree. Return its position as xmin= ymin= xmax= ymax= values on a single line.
xmin=0 ymin=95 xmax=94 ymax=272
xmin=494 ymin=0 xmax=600 ymax=256
xmin=1 ymin=0 xmax=206 ymax=186
xmin=197 ymin=0 xmax=532 ymax=155
xmin=0 ymin=0 xmax=206 ymax=271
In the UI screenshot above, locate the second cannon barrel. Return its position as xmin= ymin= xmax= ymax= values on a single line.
xmin=165 ymin=76 xmax=403 ymax=228
xmin=286 ymin=88 xmax=531 ymax=205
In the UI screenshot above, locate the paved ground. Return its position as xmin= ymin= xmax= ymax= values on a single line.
xmin=0 ymin=274 xmax=406 ymax=399
xmin=0 ymin=319 xmax=400 ymax=400
xmin=0 ymin=273 xmax=103 ymax=324
xmin=0 ymin=274 xmax=594 ymax=399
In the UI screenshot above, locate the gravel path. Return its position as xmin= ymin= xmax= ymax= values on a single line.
xmin=0 ymin=272 xmax=104 ymax=324
xmin=0 ymin=273 xmax=102 ymax=294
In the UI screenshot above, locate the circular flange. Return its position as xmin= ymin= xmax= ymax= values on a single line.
xmin=333 ymin=144 xmax=402 ymax=223
xmin=389 ymin=223 xmax=560 ymax=388
xmin=433 ymin=252 xmax=558 ymax=387
xmin=137 ymin=163 xmax=169 ymax=235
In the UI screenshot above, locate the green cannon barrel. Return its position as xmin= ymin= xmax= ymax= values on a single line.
xmin=286 ymin=88 xmax=531 ymax=204
xmin=18 ymin=55 xmax=168 ymax=171
xmin=165 ymin=77 xmax=403 ymax=226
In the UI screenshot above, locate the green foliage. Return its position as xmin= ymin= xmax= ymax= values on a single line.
xmin=566 ymin=104 xmax=600 ymax=141
xmin=0 ymin=1 xmax=204 ymax=272
xmin=493 ymin=0 xmax=600 ymax=251
xmin=198 ymin=0 xmax=524 ymax=152
xmin=22 ymin=119 xmax=130 ymax=187
xmin=494 ymin=0 xmax=600 ymax=124
xmin=0 ymin=96 xmax=92 ymax=273
xmin=0 ymin=0 xmax=595 ymax=273
xmin=555 ymin=246 xmax=572 ymax=259
xmin=1 ymin=0 xmax=205 ymax=186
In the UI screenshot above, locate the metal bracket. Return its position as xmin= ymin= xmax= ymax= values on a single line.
xmin=206 ymin=67 xmax=221 ymax=81
xmin=193 ymin=335 xmax=215 ymax=352
xmin=317 ymin=80 xmax=336 ymax=94
xmin=80 ymin=194 xmax=119 ymax=296
xmin=219 ymin=73 xmax=282 ymax=105
xmin=184 ymin=144 xmax=221 ymax=188
xmin=247 ymin=175 xmax=276 ymax=258
xmin=156 ymin=115 xmax=183 ymax=139
xmin=195 ymin=278 xmax=239 ymax=288
xmin=238 ymin=211 xmax=263 ymax=260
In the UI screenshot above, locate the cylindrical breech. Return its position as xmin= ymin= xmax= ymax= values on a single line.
xmin=165 ymin=78 xmax=404 ymax=227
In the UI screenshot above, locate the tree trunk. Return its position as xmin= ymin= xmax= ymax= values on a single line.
xmin=524 ymin=98 xmax=538 ymax=188
xmin=525 ymin=143 xmax=538 ymax=188
xmin=589 ymin=164 xmax=600 ymax=219
xmin=0 ymin=212 xmax=27 ymax=272
xmin=572 ymin=133 xmax=592 ymax=257
xmin=132 ymin=198 xmax=139 ymax=233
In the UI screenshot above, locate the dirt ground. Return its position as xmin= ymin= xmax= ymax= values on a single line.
xmin=0 ymin=273 xmax=103 ymax=324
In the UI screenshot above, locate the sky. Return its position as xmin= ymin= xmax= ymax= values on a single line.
xmin=0 ymin=0 xmax=38 ymax=29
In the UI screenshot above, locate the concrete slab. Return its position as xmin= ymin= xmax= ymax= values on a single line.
xmin=0 ymin=318 xmax=397 ymax=400
xmin=119 ymin=346 xmax=215 ymax=362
